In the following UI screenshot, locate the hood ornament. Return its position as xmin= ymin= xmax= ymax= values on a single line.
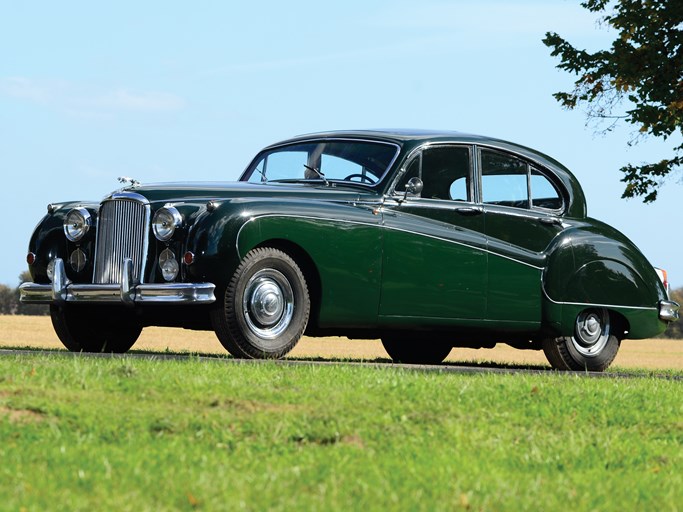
xmin=117 ymin=176 xmax=141 ymax=188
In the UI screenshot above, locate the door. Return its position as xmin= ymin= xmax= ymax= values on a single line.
xmin=478 ymin=148 xmax=566 ymax=324
xmin=380 ymin=145 xmax=488 ymax=323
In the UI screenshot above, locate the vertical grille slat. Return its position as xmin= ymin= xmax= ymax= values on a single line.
xmin=93 ymin=198 xmax=149 ymax=284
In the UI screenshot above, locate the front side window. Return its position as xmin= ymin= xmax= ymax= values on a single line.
xmin=242 ymin=140 xmax=399 ymax=185
xmin=396 ymin=145 xmax=472 ymax=201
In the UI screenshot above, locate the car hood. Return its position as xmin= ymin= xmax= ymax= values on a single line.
xmin=105 ymin=181 xmax=381 ymax=205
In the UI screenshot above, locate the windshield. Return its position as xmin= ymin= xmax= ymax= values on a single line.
xmin=242 ymin=139 xmax=399 ymax=186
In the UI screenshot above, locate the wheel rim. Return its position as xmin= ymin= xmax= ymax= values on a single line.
xmin=571 ymin=309 xmax=610 ymax=357
xmin=242 ymin=269 xmax=294 ymax=340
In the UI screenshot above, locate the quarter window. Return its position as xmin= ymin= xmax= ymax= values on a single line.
xmin=530 ymin=169 xmax=562 ymax=210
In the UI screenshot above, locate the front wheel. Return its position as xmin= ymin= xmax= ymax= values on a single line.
xmin=542 ymin=308 xmax=621 ymax=371
xmin=50 ymin=304 xmax=142 ymax=353
xmin=211 ymin=248 xmax=310 ymax=359
xmin=382 ymin=336 xmax=452 ymax=364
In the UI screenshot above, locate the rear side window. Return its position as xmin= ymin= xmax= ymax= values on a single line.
xmin=481 ymin=150 xmax=529 ymax=208
xmin=480 ymin=149 xmax=563 ymax=211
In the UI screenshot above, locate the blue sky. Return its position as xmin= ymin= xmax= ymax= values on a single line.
xmin=1 ymin=1 xmax=681 ymax=287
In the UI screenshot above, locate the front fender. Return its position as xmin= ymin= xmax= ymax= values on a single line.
xmin=27 ymin=201 xmax=99 ymax=283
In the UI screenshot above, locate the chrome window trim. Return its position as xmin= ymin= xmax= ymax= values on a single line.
xmin=388 ymin=143 xmax=478 ymax=204
xmin=240 ymin=137 xmax=401 ymax=186
xmin=477 ymin=145 xmax=567 ymax=215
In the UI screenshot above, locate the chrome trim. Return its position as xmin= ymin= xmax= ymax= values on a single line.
xmin=236 ymin=213 xmax=544 ymax=270
xmin=63 ymin=207 xmax=92 ymax=242
xmin=121 ymin=258 xmax=136 ymax=305
xmin=389 ymin=142 xmax=567 ymax=214
xmin=388 ymin=143 xmax=477 ymax=202
xmin=542 ymin=285 xmax=658 ymax=311
xmin=152 ymin=206 xmax=183 ymax=242
xmin=241 ymin=137 xmax=401 ymax=186
xmin=19 ymin=258 xmax=215 ymax=305
xmin=93 ymin=196 xmax=150 ymax=285
xmin=659 ymin=300 xmax=680 ymax=322
xmin=101 ymin=191 xmax=150 ymax=204
xmin=51 ymin=258 xmax=69 ymax=304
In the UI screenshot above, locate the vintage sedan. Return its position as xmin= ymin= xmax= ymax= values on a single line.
xmin=20 ymin=130 xmax=679 ymax=371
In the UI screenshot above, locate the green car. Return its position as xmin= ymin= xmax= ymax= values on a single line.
xmin=20 ymin=130 xmax=679 ymax=371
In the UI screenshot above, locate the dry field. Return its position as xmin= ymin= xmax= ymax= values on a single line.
xmin=0 ymin=314 xmax=681 ymax=370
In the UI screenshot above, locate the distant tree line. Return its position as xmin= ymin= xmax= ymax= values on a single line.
xmin=0 ymin=271 xmax=681 ymax=338
xmin=662 ymin=287 xmax=683 ymax=339
xmin=0 ymin=271 xmax=48 ymax=316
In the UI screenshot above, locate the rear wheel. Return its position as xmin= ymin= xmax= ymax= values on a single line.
xmin=50 ymin=304 xmax=142 ymax=353
xmin=211 ymin=248 xmax=310 ymax=359
xmin=542 ymin=308 xmax=621 ymax=371
xmin=382 ymin=336 xmax=452 ymax=364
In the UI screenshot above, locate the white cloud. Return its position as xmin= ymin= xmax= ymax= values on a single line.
xmin=0 ymin=77 xmax=186 ymax=115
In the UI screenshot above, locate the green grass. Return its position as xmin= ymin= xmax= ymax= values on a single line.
xmin=1 ymin=355 xmax=681 ymax=511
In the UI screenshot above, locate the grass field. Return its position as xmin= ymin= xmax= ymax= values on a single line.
xmin=1 ymin=315 xmax=682 ymax=509
xmin=1 ymin=354 xmax=682 ymax=511
xmin=1 ymin=315 xmax=682 ymax=370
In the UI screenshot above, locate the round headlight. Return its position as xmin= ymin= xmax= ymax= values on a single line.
xmin=64 ymin=208 xmax=91 ymax=242
xmin=152 ymin=206 xmax=182 ymax=241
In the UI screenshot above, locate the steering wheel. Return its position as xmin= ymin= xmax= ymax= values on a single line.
xmin=343 ymin=173 xmax=376 ymax=184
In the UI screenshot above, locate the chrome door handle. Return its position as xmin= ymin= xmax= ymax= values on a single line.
xmin=538 ymin=216 xmax=562 ymax=226
xmin=455 ymin=206 xmax=483 ymax=216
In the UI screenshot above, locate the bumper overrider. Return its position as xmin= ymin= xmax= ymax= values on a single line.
xmin=659 ymin=300 xmax=680 ymax=322
xmin=19 ymin=258 xmax=216 ymax=305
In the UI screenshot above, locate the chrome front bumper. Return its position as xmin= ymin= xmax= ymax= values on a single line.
xmin=659 ymin=300 xmax=680 ymax=322
xmin=19 ymin=258 xmax=216 ymax=305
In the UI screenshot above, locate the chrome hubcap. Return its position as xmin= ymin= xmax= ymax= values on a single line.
xmin=571 ymin=309 xmax=610 ymax=357
xmin=243 ymin=269 xmax=294 ymax=340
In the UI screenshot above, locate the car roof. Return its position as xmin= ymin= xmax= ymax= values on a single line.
xmin=262 ymin=129 xmax=587 ymax=218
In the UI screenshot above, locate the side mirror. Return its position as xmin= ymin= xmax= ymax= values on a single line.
xmin=402 ymin=177 xmax=423 ymax=201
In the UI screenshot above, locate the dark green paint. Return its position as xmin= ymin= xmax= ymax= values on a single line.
xmin=24 ymin=130 xmax=671 ymax=343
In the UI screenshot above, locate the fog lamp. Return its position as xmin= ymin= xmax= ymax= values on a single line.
xmin=159 ymin=248 xmax=179 ymax=281
xmin=47 ymin=260 xmax=56 ymax=282
xmin=70 ymin=249 xmax=87 ymax=272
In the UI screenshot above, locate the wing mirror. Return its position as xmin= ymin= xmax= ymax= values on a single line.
xmin=401 ymin=177 xmax=423 ymax=202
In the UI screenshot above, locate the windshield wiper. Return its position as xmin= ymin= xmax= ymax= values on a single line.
xmin=303 ymin=164 xmax=329 ymax=186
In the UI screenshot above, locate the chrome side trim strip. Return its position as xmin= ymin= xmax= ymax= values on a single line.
xmin=236 ymin=213 xmax=544 ymax=270
xmin=542 ymin=285 xmax=658 ymax=312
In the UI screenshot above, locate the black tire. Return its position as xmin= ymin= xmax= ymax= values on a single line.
xmin=210 ymin=247 xmax=310 ymax=359
xmin=542 ymin=308 xmax=621 ymax=371
xmin=382 ymin=335 xmax=452 ymax=364
xmin=50 ymin=304 xmax=142 ymax=353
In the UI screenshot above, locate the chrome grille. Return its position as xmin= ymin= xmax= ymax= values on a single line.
xmin=93 ymin=198 xmax=149 ymax=284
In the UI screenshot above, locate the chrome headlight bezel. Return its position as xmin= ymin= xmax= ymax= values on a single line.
xmin=152 ymin=206 xmax=182 ymax=242
xmin=63 ymin=207 xmax=92 ymax=242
